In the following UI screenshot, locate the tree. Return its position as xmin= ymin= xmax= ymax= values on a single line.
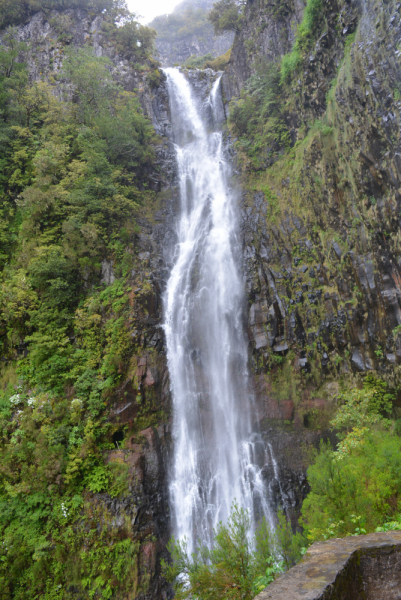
xmin=0 ymin=27 xmax=27 ymax=79
xmin=162 ymin=504 xmax=304 ymax=600
xmin=208 ymin=0 xmax=240 ymax=36
xmin=300 ymin=432 xmax=401 ymax=541
xmin=61 ymin=46 xmax=118 ymax=126
xmin=300 ymin=378 xmax=400 ymax=542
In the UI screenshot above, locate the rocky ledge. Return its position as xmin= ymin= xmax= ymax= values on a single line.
xmin=255 ymin=530 xmax=401 ymax=600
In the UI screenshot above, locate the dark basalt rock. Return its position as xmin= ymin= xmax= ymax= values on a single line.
xmin=233 ymin=0 xmax=401 ymax=417
xmin=155 ymin=32 xmax=234 ymax=68
xmin=7 ymin=0 xmax=401 ymax=594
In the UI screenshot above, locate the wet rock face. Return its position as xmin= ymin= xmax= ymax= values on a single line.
xmin=223 ymin=0 xmax=305 ymax=100
xmin=103 ymin=425 xmax=172 ymax=600
xmin=257 ymin=426 xmax=337 ymax=525
xmin=155 ymin=32 xmax=233 ymax=68
xmin=228 ymin=0 xmax=401 ymax=418
xmin=255 ymin=531 xmax=401 ymax=600
xmin=219 ymin=0 xmax=401 ymax=521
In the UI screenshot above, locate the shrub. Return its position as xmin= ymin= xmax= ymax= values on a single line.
xmin=301 ymin=377 xmax=399 ymax=542
xmin=162 ymin=503 xmax=306 ymax=600
xmin=147 ymin=67 xmax=164 ymax=88
xmin=204 ymin=48 xmax=231 ymax=71
xmin=301 ymin=431 xmax=401 ymax=541
xmin=228 ymin=60 xmax=289 ymax=165
xmin=280 ymin=49 xmax=301 ymax=82
xmin=184 ymin=52 xmax=215 ymax=69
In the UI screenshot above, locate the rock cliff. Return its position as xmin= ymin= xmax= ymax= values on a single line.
xmin=149 ymin=0 xmax=233 ymax=67
xmin=3 ymin=0 xmax=401 ymax=596
xmin=222 ymin=0 xmax=401 ymax=436
xmin=0 ymin=7 xmax=179 ymax=597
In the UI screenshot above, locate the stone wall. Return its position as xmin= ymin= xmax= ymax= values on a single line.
xmin=255 ymin=531 xmax=401 ymax=600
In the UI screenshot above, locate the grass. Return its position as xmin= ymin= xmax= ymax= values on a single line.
xmin=280 ymin=0 xmax=324 ymax=83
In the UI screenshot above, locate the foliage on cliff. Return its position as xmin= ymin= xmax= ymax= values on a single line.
xmin=208 ymin=0 xmax=241 ymax=35
xmin=301 ymin=377 xmax=401 ymax=541
xmin=229 ymin=59 xmax=289 ymax=162
xmin=0 ymin=0 xmax=156 ymax=59
xmin=280 ymin=0 xmax=324 ymax=82
xmin=183 ymin=47 xmax=231 ymax=70
xmin=228 ymin=0 xmax=327 ymax=165
xmin=225 ymin=0 xmax=401 ymax=429
xmin=1 ymin=0 xmax=116 ymax=28
xmin=0 ymin=4 xmax=162 ymax=597
xmin=162 ymin=504 xmax=305 ymax=600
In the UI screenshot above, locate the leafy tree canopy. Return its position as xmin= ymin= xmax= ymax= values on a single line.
xmin=0 ymin=20 xmax=159 ymax=596
xmin=208 ymin=0 xmax=241 ymax=36
xmin=301 ymin=377 xmax=401 ymax=542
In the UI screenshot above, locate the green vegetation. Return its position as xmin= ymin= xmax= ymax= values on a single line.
xmin=184 ymin=52 xmax=215 ymax=69
xmin=204 ymin=47 xmax=231 ymax=70
xmin=162 ymin=504 xmax=305 ymax=600
xmin=302 ymin=430 xmax=401 ymax=540
xmin=0 ymin=1 xmax=161 ymax=596
xmin=208 ymin=0 xmax=241 ymax=35
xmin=229 ymin=60 xmax=289 ymax=167
xmin=280 ymin=0 xmax=324 ymax=82
xmin=0 ymin=0 xmax=117 ymax=28
xmin=301 ymin=376 xmax=401 ymax=541
xmin=183 ymin=47 xmax=231 ymax=70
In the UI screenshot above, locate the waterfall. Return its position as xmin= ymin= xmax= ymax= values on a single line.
xmin=163 ymin=68 xmax=275 ymax=552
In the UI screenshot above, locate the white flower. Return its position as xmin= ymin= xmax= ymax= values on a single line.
xmin=61 ymin=503 xmax=68 ymax=518
xmin=27 ymin=397 xmax=36 ymax=407
xmin=9 ymin=394 xmax=21 ymax=406
xmin=71 ymin=398 xmax=83 ymax=410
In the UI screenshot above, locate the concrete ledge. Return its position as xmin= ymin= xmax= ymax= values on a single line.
xmin=255 ymin=531 xmax=401 ymax=600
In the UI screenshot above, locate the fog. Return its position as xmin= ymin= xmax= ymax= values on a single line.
xmin=126 ymin=0 xmax=181 ymax=23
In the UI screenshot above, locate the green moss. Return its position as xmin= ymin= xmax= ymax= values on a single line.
xmin=280 ymin=0 xmax=325 ymax=83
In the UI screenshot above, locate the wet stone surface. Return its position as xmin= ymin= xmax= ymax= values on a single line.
xmin=255 ymin=531 xmax=401 ymax=600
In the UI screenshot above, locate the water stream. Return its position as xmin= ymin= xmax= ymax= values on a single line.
xmin=163 ymin=68 xmax=276 ymax=552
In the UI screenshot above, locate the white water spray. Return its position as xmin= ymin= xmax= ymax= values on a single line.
xmin=164 ymin=68 xmax=275 ymax=552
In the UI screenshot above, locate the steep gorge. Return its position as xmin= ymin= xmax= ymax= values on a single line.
xmin=1 ymin=0 xmax=401 ymax=597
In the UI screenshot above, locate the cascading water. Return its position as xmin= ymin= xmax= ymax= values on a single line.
xmin=164 ymin=68 xmax=276 ymax=552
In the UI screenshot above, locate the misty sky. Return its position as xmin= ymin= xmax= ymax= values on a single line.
xmin=126 ymin=0 xmax=180 ymax=23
